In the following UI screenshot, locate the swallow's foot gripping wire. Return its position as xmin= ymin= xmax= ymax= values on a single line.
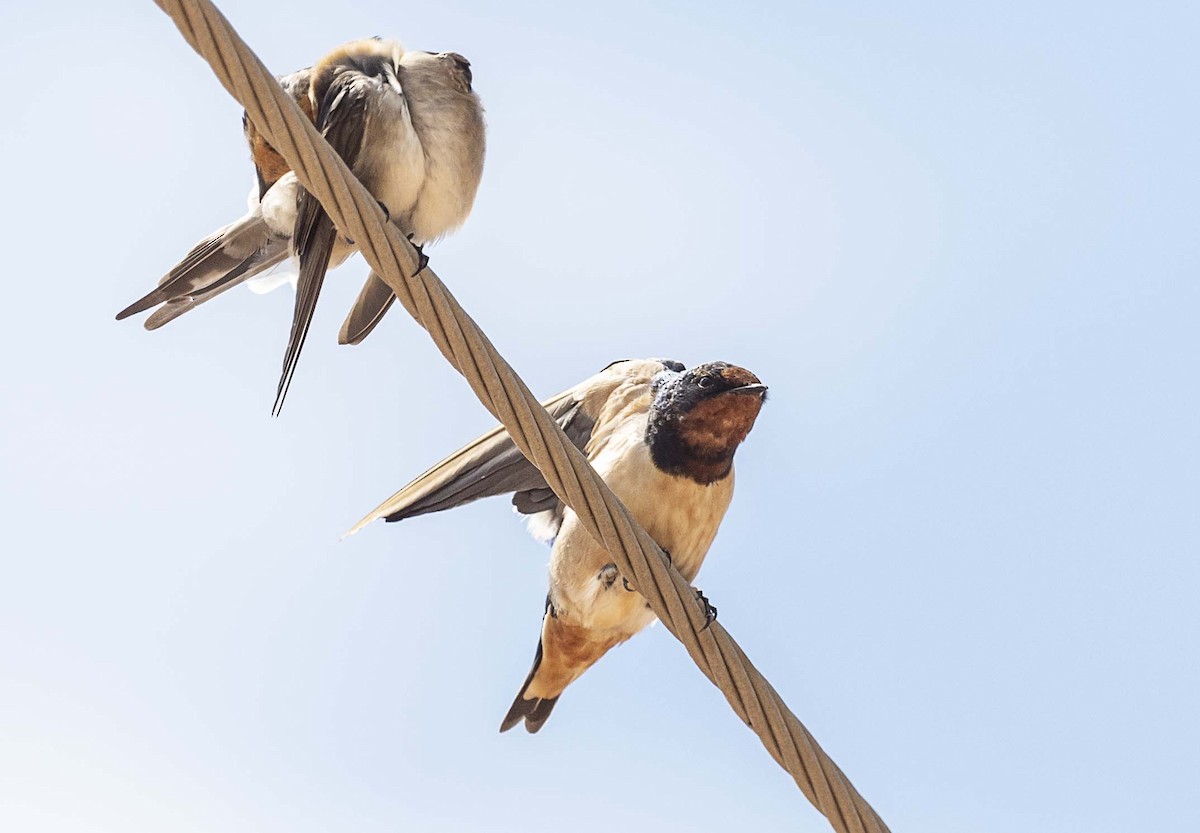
xmin=599 ymin=563 xmax=619 ymax=589
xmin=694 ymin=587 xmax=718 ymax=630
xmin=406 ymin=232 xmax=429 ymax=276
xmin=340 ymin=202 xmax=391 ymax=248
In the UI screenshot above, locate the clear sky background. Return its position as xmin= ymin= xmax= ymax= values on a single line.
xmin=1 ymin=1 xmax=1197 ymax=831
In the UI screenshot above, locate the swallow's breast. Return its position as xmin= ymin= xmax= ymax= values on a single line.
xmin=549 ymin=420 xmax=735 ymax=634
xmin=358 ymin=82 xmax=427 ymax=224
xmin=404 ymin=92 xmax=486 ymax=243
xmin=606 ymin=440 xmax=735 ymax=582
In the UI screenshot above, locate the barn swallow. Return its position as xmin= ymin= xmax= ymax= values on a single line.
xmin=116 ymin=38 xmax=486 ymax=414
xmin=347 ymin=358 xmax=767 ymax=732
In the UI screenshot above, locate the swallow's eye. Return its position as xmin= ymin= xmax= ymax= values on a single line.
xmin=697 ymin=376 xmax=713 ymax=390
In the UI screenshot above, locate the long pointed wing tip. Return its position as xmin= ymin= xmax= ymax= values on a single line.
xmin=270 ymin=384 xmax=290 ymax=417
xmin=116 ymin=299 xmax=154 ymax=322
xmin=337 ymin=315 xmax=370 ymax=346
xmin=336 ymin=315 xmax=357 ymax=345
xmin=342 ymin=516 xmax=376 ymax=538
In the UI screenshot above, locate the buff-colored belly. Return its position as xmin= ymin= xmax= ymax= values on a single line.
xmin=549 ymin=435 xmax=734 ymax=635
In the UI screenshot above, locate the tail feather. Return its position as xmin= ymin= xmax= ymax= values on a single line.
xmin=500 ymin=691 xmax=558 ymax=734
xmin=269 ymin=62 xmax=371 ymax=411
xmin=117 ymin=211 xmax=286 ymax=324
xmin=500 ymin=598 xmax=562 ymax=734
xmin=271 ymin=207 xmax=337 ymax=416
xmin=500 ymin=632 xmax=559 ymax=734
xmin=338 ymin=272 xmax=397 ymax=345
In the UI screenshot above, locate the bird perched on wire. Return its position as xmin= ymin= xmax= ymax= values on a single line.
xmin=347 ymin=358 xmax=768 ymax=732
xmin=116 ymin=38 xmax=486 ymax=414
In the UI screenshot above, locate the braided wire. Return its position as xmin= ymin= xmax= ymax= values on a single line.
xmin=152 ymin=3 xmax=890 ymax=830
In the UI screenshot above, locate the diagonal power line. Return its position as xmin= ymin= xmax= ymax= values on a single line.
xmin=150 ymin=3 xmax=891 ymax=830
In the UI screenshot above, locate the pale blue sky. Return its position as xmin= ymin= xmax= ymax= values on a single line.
xmin=1 ymin=2 xmax=1197 ymax=831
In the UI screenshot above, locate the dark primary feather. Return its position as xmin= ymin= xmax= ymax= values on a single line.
xmin=271 ymin=73 xmax=370 ymax=416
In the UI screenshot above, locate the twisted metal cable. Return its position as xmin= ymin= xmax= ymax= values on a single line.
xmin=151 ymin=2 xmax=890 ymax=830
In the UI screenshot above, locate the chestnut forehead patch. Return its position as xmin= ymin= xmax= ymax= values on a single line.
xmin=717 ymin=365 xmax=761 ymax=388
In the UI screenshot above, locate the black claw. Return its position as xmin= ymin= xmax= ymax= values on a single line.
xmin=694 ymin=588 xmax=717 ymax=630
xmin=377 ymin=199 xmax=391 ymax=221
xmin=661 ymin=547 xmax=672 ymax=566
xmin=406 ymin=233 xmax=429 ymax=277
xmin=622 ymin=577 xmax=633 ymax=592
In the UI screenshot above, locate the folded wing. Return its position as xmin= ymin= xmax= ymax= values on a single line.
xmin=345 ymin=387 xmax=597 ymax=539
xmin=115 ymin=210 xmax=288 ymax=325
xmin=347 ymin=358 xmax=678 ymax=538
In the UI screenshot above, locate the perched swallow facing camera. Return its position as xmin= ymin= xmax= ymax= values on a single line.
xmin=347 ymin=358 xmax=767 ymax=732
xmin=117 ymin=38 xmax=486 ymax=414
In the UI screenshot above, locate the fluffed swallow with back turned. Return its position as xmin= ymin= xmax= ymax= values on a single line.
xmin=116 ymin=38 xmax=486 ymax=414
xmin=347 ymin=358 xmax=768 ymax=732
